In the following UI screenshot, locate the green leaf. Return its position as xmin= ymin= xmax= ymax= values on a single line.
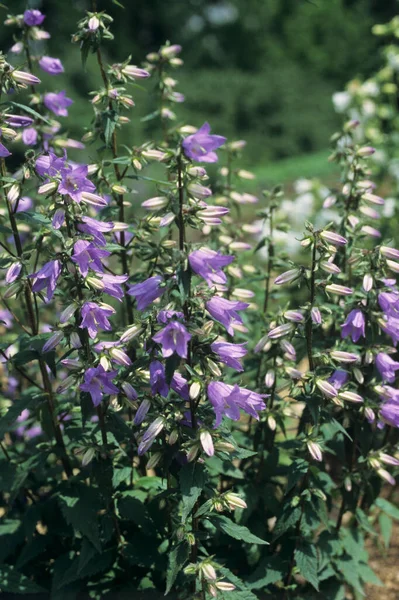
xmin=357 ymin=561 xmax=383 ymax=586
xmin=179 ymin=462 xmax=205 ymax=521
xmin=375 ymin=497 xmax=399 ymax=520
xmin=213 ymin=515 xmax=268 ymax=545
xmin=14 ymin=211 xmax=51 ymax=226
xmin=295 ymin=543 xmax=319 ymax=590
xmin=0 ymin=519 xmax=21 ymax=535
xmin=246 ymin=556 xmax=286 ymax=589
xmin=58 ymin=484 xmax=102 ymax=551
xmin=286 ymin=458 xmax=308 ymax=491
xmin=273 ymin=504 xmax=301 ymax=540
xmin=355 ymin=507 xmax=377 ymax=536
xmin=379 ymin=512 xmax=392 ymax=548
xmin=117 ymin=492 xmax=156 ymax=535
xmin=165 ymin=541 xmax=190 ymax=595
xmin=0 ymin=564 xmax=46 ymax=593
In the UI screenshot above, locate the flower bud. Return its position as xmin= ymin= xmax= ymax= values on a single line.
xmin=284 ymin=310 xmax=304 ymax=323
xmin=320 ymin=230 xmax=347 ymax=246
xmin=38 ymin=182 xmax=58 ymax=195
xmin=338 ymin=391 xmax=363 ymax=403
xmin=207 ymin=358 xmax=222 ymax=377
xmin=215 ymin=582 xmax=235 ymax=591
xmin=42 ymin=331 xmax=64 ymax=353
xmin=224 ymin=493 xmax=247 ymax=510
xmin=268 ymin=323 xmax=293 ymax=339
xmin=320 ymin=261 xmax=341 ymax=274
xmin=60 ymin=303 xmax=76 ymax=324
xmin=330 ymin=351 xmax=359 ymax=363
xmin=274 ymin=268 xmax=300 ymax=285
xmin=201 ymin=563 xmax=217 ymax=581
xmin=189 ymin=382 xmax=201 ymax=400
xmin=142 ymin=196 xmax=168 ymax=210
xmin=311 ymin=307 xmax=322 ymax=325
xmin=362 ymin=274 xmax=373 ymax=292
xmin=70 ymin=332 xmax=82 ymax=349
xmin=146 ymin=452 xmax=162 ymax=469
xmin=200 ymin=430 xmax=214 ymax=457
xmin=11 ymin=70 xmax=41 ymax=86
xmin=267 ymin=415 xmax=276 ymax=431
xmin=121 ymin=382 xmax=137 ymax=401
xmin=376 ymin=468 xmax=396 ymax=486
xmin=3 ymin=282 xmax=22 ymax=298
xmin=325 ymin=284 xmax=353 ymax=296
xmin=168 ymin=429 xmax=179 ymax=445
xmin=6 ymin=183 xmax=19 ymax=204
xmin=88 ymin=15 xmax=100 ymax=30
xmin=264 ymin=369 xmax=275 ymax=388
xmin=307 ymin=441 xmax=322 ymax=462
xmin=362 ymin=192 xmax=384 ymax=205
xmin=357 ymin=146 xmax=375 ymax=157
xmin=56 ymin=375 xmax=75 ymax=394
xmin=316 ymin=379 xmax=337 ymax=399
xmin=120 ymin=325 xmax=143 ymax=343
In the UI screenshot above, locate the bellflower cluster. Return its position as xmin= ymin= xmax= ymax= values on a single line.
xmin=0 ymin=6 xmax=398 ymax=600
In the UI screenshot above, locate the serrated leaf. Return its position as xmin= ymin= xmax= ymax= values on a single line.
xmin=295 ymin=544 xmax=319 ymax=590
xmin=14 ymin=211 xmax=51 ymax=226
xmin=245 ymin=556 xmax=286 ymax=589
xmin=355 ymin=507 xmax=377 ymax=536
xmin=273 ymin=504 xmax=301 ymax=540
xmin=165 ymin=541 xmax=190 ymax=595
xmin=213 ymin=515 xmax=268 ymax=545
xmin=8 ymin=101 xmax=52 ymax=125
xmin=179 ymin=462 xmax=204 ymax=521
xmin=0 ymin=564 xmax=46 ymax=593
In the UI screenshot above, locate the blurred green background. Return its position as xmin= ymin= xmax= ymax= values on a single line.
xmin=1 ymin=0 xmax=398 ymax=173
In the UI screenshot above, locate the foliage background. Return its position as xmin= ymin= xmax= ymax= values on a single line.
xmin=1 ymin=0 xmax=398 ymax=169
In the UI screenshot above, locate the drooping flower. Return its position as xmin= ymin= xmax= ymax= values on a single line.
xmin=341 ymin=309 xmax=366 ymax=343
xmin=380 ymin=316 xmax=399 ymax=345
xmin=39 ymin=56 xmax=64 ymax=75
xmin=30 ymin=259 xmax=62 ymax=302
xmin=206 ymin=296 xmax=249 ymax=336
xmin=23 ymin=9 xmax=45 ymax=26
xmin=0 ymin=134 xmax=11 ymax=157
xmin=36 ymin=149 xmax=67 ymax=178
xmin=328 ymin=370 xmax=349 ymax=390
xmin=189 ymin=248 xmax=234 ymax=287
xmin=6 ymin=262 xmax=22 ymax=284
xmin=376 ymin=353 xmax=399 ymax=383
xmin=44 ymin=91 xmax=73 ymax=117
xmin=138 ymin=417 xmax=165 ymax=455
xmin=378 ymin=291 xmax=399 ymax=318
xmin=0 ymin=310 xmax=13 ymax=328
xmin=71 ymin=240 xmax=110 ymax=276
xmin=153 ymin=322 xmax=192 ymax=358
xmin=128 ymin=276 xmax=165 ymax=311
xmin=80 ymin=364 xmax=119 ymax=407
xmin=91 ymin=273 xmax=129 ymax=301
xmin=171 ymin=372 xmax=189 ymax=400
xmin=150 ymin=360 xmax=169 ymax=398
xmin=93 ymin=341 xmax=132 ymax=367
xmin=207 ymin=381 xmax=266 ymax=427
xmin=58 ymin=164 xmax=96 ymax=202
xmin=80 ymin=302 xmax=115 ymax=339
xmin=182 ymin=122 xmax=226 ymax=163
xmin=157 ymin=310 xmax=185 ymax=324
xmin=380 ymin=400 xmax=399 ymax=428
xmin=77 ymin=216 xmax=114 ymax=246
xmin=211 ymin=341 xmax=247 ymax=372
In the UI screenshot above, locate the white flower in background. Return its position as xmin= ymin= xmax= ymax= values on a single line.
xmin=383 ymin=198 xmax=396 ymax=218
xmin=294 ymin=178 xmax=313 ymax=194
xmin=361 ymin=80 xmax=379 ymax=97
xmin=332 ymin=91 xmax=351 ymax=113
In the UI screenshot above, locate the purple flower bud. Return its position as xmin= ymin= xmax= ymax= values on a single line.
xmin=42 ymin=331 xmax=64 ymax=353
xmin=307 ymin=441 xmax=322 ymax=462
xmin=138 ymin=416 xmax=165 ymax=455
xmin=274 ymin=268 xmax=300 ymax=286
xmin=4 ymin=114 xmax=34 ymax=128
xmin=268 ymin=323 xmax=293 ymax=339
xmin=121 ymin=382 xmax=138 ymax=401
xmin=316 ymin=379 xmax=338 ymax=399
xmin=330 ymin=350 xmax=360 ymax=363
xmin=311 ymin=307 xmax=322 ymax=324
xmin=39 ymin=56 xmax=64 ymax=75
xmin=134 ymin=399 xmax=151 ymax=425
xmin=22 ymin=127 xmax=38 ymax=146
xmin=150 ymin=360 xmax=169 ymax=398
xmin=5 ymin=262 xmax=22 ymax=284
xmin=284 ymin=310 xmax=304 ymax=323
xmin=320 ymin=230 xmax=347 ymax=246
xmin=52 ymin=208 xmax=65 ymax=229
xmin=357 ymin=146 xmax=375 ymax=157
xmin=325 ymin=284 xmax=353 ymax=296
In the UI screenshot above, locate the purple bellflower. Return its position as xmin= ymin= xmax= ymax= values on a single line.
xmin=95 ymin=273 xmax=128 ymax=301
xmin=171 ymin=372 xmax=189 ymax=400
xmin=211 ymin=340 xmax=247 ymax=372
xmin=380 ymin=400 xmax=399 ymax=428
xmin=23 ymin=9 xmax=45 ymax=26
xmin=0 ymin=134 xmax=11 ymax=157
xmin=328 ymin=370 xmax=349 ymax=390
xmin=182 ymin=122 xmax=226 ymax=163
xmin=128 ymin=275 xmax=165 ymax=310
xmin=30 ymin=259 xmax=61 ymax=302
xmin=44 ymin=91 xmax=73 ymax=117
xmin=153 ymin=322 xmax=192 ymax=358
xmin=39 ymin=56 xmax=64 ymax=75
xmin=341 ymin=309 xmax=365 ymax=343
xmin=379 ymin=291 xmax=399 ymax=318
xmin=80 ymin=364 xmax=119 ymax=407
xmin=77 ymin=216 xmax=114 ymax=246
xmin=381 ymin=316 xmax=399 ymax=346
xmin=376 ymin=353 xmax=399 ymax=383
xmin=189 ymin=247 xmax=234 ymax=287
xmin=36 ymin=149 xmax=67 ymax=178
xmin=207 ymin=381 xmax=266 ymax=427
xmin=157 ymin=310 xmax=184 ymax=324
xmin=71 ymin=240 xmax=110 ymax=276
xmin=80 ymin=302 xmax=115 ymax=339
xmin=150 ymin=360 xmax=169 ymax=398
xmin=58 ymin=164 xmax=96 ymax=202
xmin=206 ymin=296 xmax=249 ymax=336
